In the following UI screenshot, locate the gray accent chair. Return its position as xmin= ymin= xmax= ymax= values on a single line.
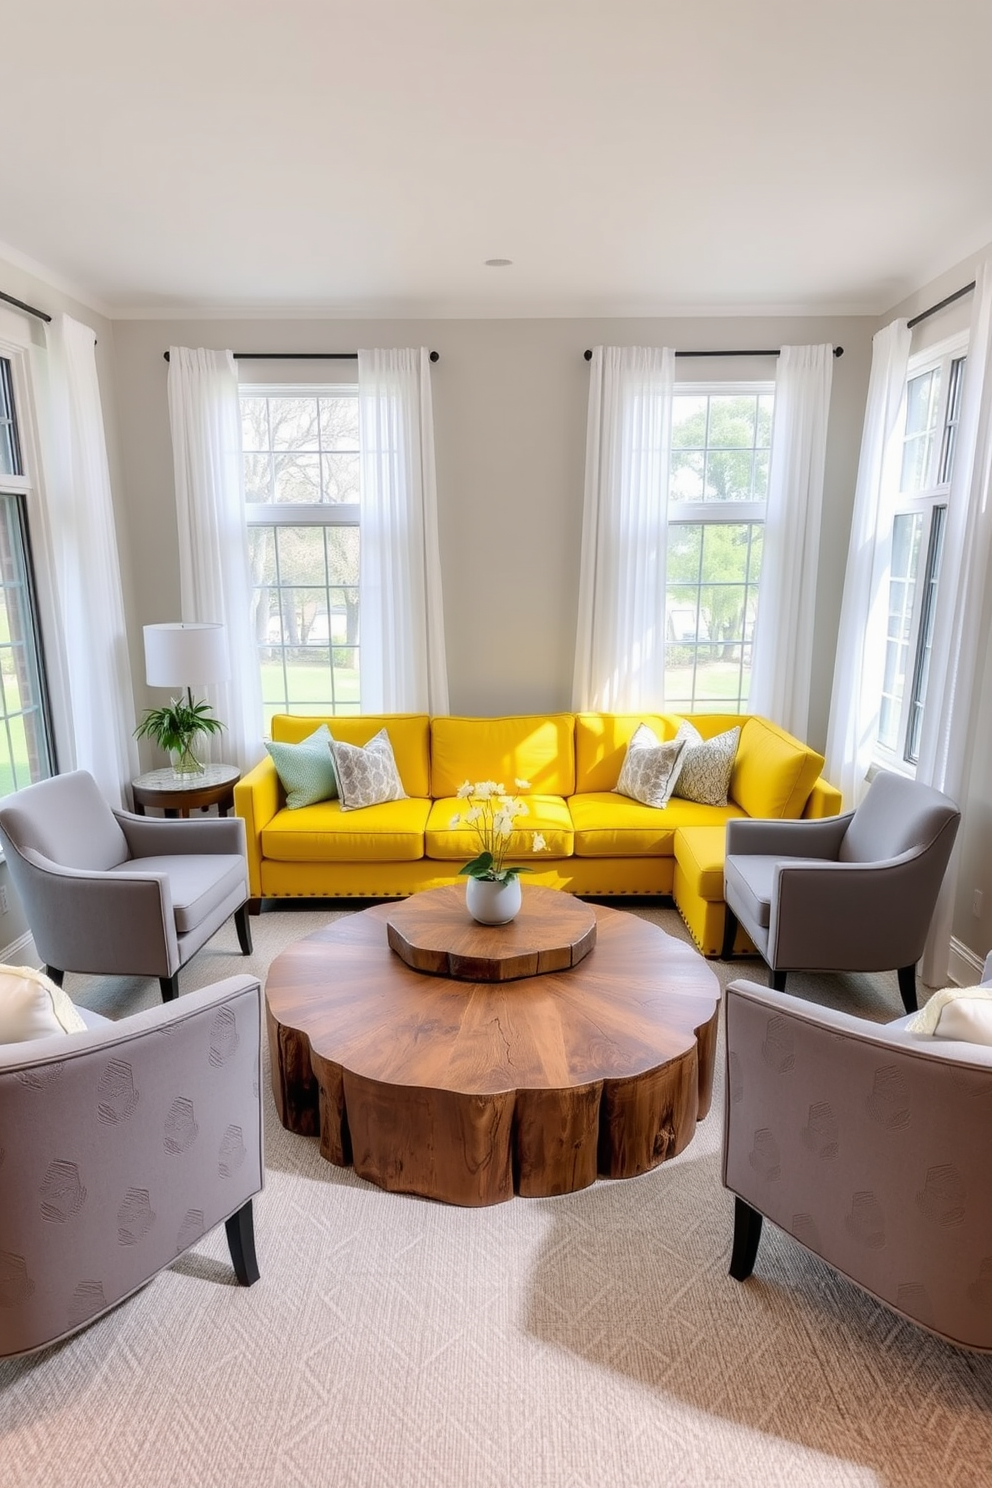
xmin=0 ymin=769 xmax=252 ymax=1002
xmin=0 ymin=974 xmax=263 ymax=1360
xmin=722 ymin=969 xmax=992 ymax=1352
xmin=722 ymin=770 xmax=961 ymax=1013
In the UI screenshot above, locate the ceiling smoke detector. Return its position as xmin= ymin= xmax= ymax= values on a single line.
xmin=484 ymin=258 xmax=513 ymax=267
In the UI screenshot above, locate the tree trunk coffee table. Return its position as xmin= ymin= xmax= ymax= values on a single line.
xmin=265 ymin=885 xmax=720 ymax=1207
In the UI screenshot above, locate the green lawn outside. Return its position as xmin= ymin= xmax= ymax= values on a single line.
xmin=260 ymin=658 xmax=750 ymax=722
xmin=0 ymin=659 xmax=752 ymax=798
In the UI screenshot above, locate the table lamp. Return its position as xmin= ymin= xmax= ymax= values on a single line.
xmin=139 ymin=622 xmax=230 ymax=776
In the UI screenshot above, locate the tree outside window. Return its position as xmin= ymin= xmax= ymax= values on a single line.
xmin=666 ymin=389 xmax=772 ymax=711
xmin=242 ymin=388 xmax=361 ymax=728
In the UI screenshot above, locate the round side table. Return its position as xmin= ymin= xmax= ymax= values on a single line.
xmin=130 ymin=763 xmax=241 ymax=818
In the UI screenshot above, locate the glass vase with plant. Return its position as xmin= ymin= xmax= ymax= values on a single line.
xmin=134 ymin=692 xmax=225 ymax=777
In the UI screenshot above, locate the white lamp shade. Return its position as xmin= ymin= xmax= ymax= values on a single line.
xmin=143 ymin=622 xmax=231 ymax=688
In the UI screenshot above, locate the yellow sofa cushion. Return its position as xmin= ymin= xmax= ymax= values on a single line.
xmin=730 ymin=716 xmax=825 ymax=819
xmin=269 ymin=714 xmax=431 ymax=799
xmin=569 ymin=793 xmax=745 ymax=858
xmin=574 ymin=713 xmax=676 ymax=794
xmin=673 ymin=825 xmax=735 ymax=901
xmin=430 ymin=714 xmax=576 ymax=798
xmin=426 ymin=796 xmax=573 ymax=860
xmin=261 ymin=796 xmax=431 ymax=863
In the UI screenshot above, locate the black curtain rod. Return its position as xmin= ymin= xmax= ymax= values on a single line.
xmin=584 ymin=346 xmax=844 ymax=361
xmin=906 ymin=281 xmax=976 ymax=331
xmin=0 ymin=290 xmax=52 ymax=324
xmin=163 ymin=350 xmax=439 ymax=362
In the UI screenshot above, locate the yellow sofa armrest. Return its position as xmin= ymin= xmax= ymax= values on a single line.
xmin=234 ymin=756 xmax=282 ymax=899
xmin=802 ymin=776 xmax=843 ymax=819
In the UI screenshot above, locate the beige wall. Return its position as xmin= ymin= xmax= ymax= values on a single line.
xmin=111 ymin=312 xmax=872 ymax=735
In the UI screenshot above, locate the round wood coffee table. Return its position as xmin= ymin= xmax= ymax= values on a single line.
xmin=265 ymin=886 xmax=720 ymax=1207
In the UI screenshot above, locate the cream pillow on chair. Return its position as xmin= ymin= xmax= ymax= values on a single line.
xmin=0 ymin=965 xmax=87 ymax=1043
xmin=907 ymin=986 xmax=992 ymax=1045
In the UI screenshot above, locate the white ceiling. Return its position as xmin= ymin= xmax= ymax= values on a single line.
xmin=4 ymin=0 xmax=992 ymax=319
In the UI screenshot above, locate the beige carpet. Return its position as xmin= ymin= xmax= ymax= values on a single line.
xmin=3 ymin=902 xmax=991 ymax=1488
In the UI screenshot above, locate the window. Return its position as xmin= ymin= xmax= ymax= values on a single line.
xmin=241 ymin=386 xmax=361 ymax=728
xmin=665 ymin=386 xmax=773 ymax=711
xmin=0 ymin=355 xmax=55 ymax=794
xmin=877 ymin=345 xmax=966 ymax=769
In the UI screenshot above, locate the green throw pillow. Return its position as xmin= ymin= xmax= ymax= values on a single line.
xmin=266 ymin=724 xmax=339 ymax=809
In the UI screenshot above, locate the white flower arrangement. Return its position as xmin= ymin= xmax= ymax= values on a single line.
xmin=449 ymin=778 xmax=548 ymax=883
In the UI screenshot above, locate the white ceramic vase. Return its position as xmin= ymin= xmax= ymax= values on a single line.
xmin=465 ymin=875 xmax=522 ymax=925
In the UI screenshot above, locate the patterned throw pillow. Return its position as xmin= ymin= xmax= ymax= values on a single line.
xmin=266 ymin=724 xmax=338 ymax=809
xmin=0 ymin=965 xmax=87 ymax=1043
xmin=672 ymin=720 xmax=741 ymax=806
xmin=615 ymin=723 xmax=686 ymax=808
xmin=329 ymin=727 xmax=407 ymax=811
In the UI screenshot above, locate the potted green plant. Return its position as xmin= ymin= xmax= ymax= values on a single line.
xmin=134 ymin=693 xmax=225 ymax=777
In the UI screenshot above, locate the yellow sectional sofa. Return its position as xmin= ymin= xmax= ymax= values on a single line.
xmin=235 ymin=710 xmax=841 ymax=956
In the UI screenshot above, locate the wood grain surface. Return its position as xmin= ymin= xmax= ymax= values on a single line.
xmin=266 ymin=893 xmax=720 ymax=1206
xmin=385 ymin=882 xmax=597 ymax=980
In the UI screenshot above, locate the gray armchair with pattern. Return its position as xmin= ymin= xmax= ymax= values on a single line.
xmin=0 ymin=973 xmax=263 ymax=1360
xmin=722 ymin=974 xmax=992 ymax=1351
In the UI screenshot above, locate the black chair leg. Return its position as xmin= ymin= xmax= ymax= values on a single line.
xmin=720 ymin=905 xmax=739 ymax=960
xmin=897 ymin=963 xmax=918 ymax=1014
xmin=729 ymin=1197 xmax=763 ymax=1281
xmin=771 ymin=968 xmax=788 ymax=992
xmin=225 ymin=1199 xmax=260 ymax=1286
xmin=234 ymin=903 xmax=253 ymax=956
xmin=159 ymin=973 xmax=180 ymax=1002
xmin=45 ymin=966 xmax=64 ymax=987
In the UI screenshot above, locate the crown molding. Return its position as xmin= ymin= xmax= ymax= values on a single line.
xmin=0 ymin=238 xmax=115 ymax=321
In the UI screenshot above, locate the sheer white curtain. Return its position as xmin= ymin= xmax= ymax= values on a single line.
xmin=167 ymin=348 xmax=263 ymax=773
xmin=824 ymin=321 xmax=911 ymax=808
xmin=748 ymin=345 xmax=834 ymax=739
xmin=572 ymin=345 xmax=675 ymax=712
xmin=46 ymin=314 xmax=138 ymax=804
xmin=358 ymin=348 xmax=448 ymax=714
xmin=916 ymin=259 xmax=992 ymax=985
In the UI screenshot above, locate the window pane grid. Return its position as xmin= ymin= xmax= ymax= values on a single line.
xmin=665 ymin=521 xmax=761 ymax=712
xmin=667 ymin=386 xmax=769 ymax=712
xmin=0 ymin=360 xmax=22 ymax=478
xmin=0 ymin=492 xmax=54 ymax=793
xmin=905 ymin=504 xmax=947 ymax=764
xmin=938 ymin=356 xmax=966 ymax=484
xmin=877 ymin=346 xmax=966 ymax=773
xmin=243 ymin=391 xmax=360 ymax=508
xmin=878 ymin=513 xmax=922 ymax=752
xmin=671 ymin=392 xmax=772 ymax=507
xmin=243 ymin=388 xmax=362 ymax=721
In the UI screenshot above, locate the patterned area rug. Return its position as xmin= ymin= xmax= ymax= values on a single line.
xmin=3 ymin=901 xmax=991 ymax=1488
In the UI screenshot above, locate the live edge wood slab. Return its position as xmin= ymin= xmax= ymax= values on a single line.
xmin=385 ymin=883 xmax=597 ymax=980
xmin=265 ymin=888 xmax=720 ymax=1207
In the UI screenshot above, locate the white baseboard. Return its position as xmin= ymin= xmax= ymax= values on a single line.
xmin=949 ymin=935 xmax=984 ymax=988
xmin=2 ymin=930 xmax=39 ymax=967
